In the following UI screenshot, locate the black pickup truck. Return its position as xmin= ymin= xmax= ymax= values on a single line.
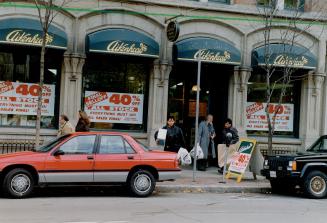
xmin=262 ymin=135 xmax=327 ymax=198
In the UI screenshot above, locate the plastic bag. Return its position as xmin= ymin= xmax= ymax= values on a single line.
xmin=177 ymin=147 xmax=192 ymax=165
xmin=190 ymin=143 xmax=204 ymax=159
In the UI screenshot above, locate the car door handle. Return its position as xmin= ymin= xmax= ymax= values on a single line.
xmin=87 ymin=156 xmax=94 ymax=160
xmin=127 ymin=155 xmax=134 ymax=160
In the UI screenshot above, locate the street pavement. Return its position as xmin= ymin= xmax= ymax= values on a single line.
xmin=157 ymin=166 xmax=270 ymax=193
xmin=0 ymin=193 xmax=326 ymax=223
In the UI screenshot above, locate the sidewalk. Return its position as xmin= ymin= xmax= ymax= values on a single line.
xmin=156 ymin=166 xmax=271 ymax=194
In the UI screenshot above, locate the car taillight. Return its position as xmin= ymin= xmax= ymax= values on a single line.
xmin=175 ymin=157 xmax=179 ymax=168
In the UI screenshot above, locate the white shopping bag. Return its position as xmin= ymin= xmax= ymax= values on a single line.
xmin=177 ymin=147 xmax=192 ymax=165
xmin=190 ymin=143 xmax=204 ymax=159
xmin=157 ymin=128 xmax=167 ymax=140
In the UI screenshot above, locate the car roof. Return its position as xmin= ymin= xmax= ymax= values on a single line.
xmin=70 ymin=132 xmax=131 ymax=136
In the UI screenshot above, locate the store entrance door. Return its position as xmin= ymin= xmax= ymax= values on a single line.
xmin=168 ymin=62 xmax=234 ymax=148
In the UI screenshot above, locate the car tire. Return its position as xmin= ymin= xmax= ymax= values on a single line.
xmin=128 ymin=170 xmax=155 ymax=197
xmin=303 ymin=170 xmax=327 ymax=199
xmin=2 ymin=168 xmax=34 ymax=198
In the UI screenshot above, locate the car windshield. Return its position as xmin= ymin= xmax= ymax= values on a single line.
xmin=33 ymin=134 xmax=71 ymax=152
xmin=306 ymin=137 xmax=327 ymax=152
xmin=135 ymin=139 xmax=149 ymax=151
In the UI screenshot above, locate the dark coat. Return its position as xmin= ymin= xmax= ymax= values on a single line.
xmin=75 ymin=118 xmax=90 ymax=132
xmin=222 ymin=127 xmax=239 ymax=145
xmin=155 ymin=125 xmax=185 ymax=153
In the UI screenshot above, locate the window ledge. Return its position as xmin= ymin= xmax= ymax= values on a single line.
xmin=249 ymin=136 xmax=302 ymax=145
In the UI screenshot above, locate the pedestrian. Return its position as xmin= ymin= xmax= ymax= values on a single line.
xmin=58 ymin=114 xmax=75 ymax=136
xmin=75 ymin=110 xmax=91 ymax=132
xmin=218 ymin=118 xmax=239 ymax=173
xmin=155 ymin=116 xmax=185 ymax=153
xmin=197 ymin=114 xmax=216 ymax=171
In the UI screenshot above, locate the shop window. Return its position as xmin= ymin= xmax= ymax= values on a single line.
xmin=0 ymin=45 xmax=62 ymax=128
xmin=208 ymin=0 xmax=230 ymax=4
xmin=257 ymin=0 xmax=304 ymax=10
xmin=83 ymin=54 xmax=149 ymax=132
xmin=246 ymin=68 xmax=301 ymax=137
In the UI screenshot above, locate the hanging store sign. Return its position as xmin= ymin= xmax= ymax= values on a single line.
xmin=245 ymin=102 xmax=294 ymax=132
xmin=87 ymin=28 xmax=159 ymax=58
xmin=166 ymin=21 xmax=180 ymax=42
xmin=174 ymin=37 xmax=241 ymax=64
xmin=252 ymin=43 xmax=317 ymax=69
xmin=0 ymin=81 xmax=55 ymax=116
xmin=84 ymin=91 xmax=144 ymax=124
xmin=0 ymin=18 xmax=67 ymax=49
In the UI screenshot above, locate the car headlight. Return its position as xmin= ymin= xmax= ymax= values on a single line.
xmin=288 ymin=161 xmax=297 ymax=171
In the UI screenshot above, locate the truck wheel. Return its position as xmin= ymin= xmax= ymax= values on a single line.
xmin=304 ymin=170 xmax=327 ymax=199
xmin=128 ymin=170 xmax=155 ymax=197
xmin=2 ymin=168 xmax=34 ymax=198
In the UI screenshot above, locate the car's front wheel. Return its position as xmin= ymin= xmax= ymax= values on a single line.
xmin=303 ymin=170 xmax=327 ymax=199
xmin=2 ymin=168 xmax=34 ymax=198
xmin=128 ymin=170 xmax=155 ymax=197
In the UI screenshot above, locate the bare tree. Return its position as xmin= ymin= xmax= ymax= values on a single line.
xmin=34 ymin=0 xmax=68 ymax=146
xmin=252 ymin=0 xmax=324 ymax=155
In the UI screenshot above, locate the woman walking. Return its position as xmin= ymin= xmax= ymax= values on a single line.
xmin=75 ymin=110 xmax=91 ymax=132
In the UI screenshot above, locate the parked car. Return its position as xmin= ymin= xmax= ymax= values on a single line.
xmin=262 ymin=135 xmax=327 ymax=198
xmin=0 ymin=132 xmax=180 ymax=198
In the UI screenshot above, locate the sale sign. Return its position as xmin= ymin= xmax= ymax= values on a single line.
xmin=0 ymin=81 xmax=55 ymax=116
xmin=84 ymin=91 xmax=144 ymax=124
xmin=226 ymin=139 xmax=257 ymax=183
xmin=245 ymin=102 xmax=294 ymax=132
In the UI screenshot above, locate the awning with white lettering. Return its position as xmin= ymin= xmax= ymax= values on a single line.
xmin=174 ymin=37 xmax=241 ymax=65
xmin=0 ymin=18 xmax=67 ymax=49
xmin=86 ymin=28 xmax=159 ymax=58
xmin=252 ymin=44 xmax=317 ymax=69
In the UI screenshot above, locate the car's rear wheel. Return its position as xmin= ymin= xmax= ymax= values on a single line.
xmin=128 ymin=170 xmax=155 ymax=197
xmin=304 ymin=170 xmax=327 ymax=199
xmin=2 ymin=168 xmax=34 ymax=198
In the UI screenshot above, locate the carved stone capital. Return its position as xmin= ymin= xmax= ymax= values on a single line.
xmin=153 ymin=60 xmax=173 ymax=86
xmin=308 ymin=72 xmax=326 ymax=96
xmin=63 ymin=53 xmax=86 ymax=80
xmin=234 ymin=66 xmax=252 ymax=92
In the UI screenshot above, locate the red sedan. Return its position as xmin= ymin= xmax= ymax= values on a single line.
xmin=0 ymin=132 xmax=180 ymax=198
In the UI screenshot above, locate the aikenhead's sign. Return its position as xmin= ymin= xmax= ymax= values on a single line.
xmin=106 ymin=40 xmax=148 ymax=55
xmin=273 ymin=55 xmax=309 ymax=67
xmin=194 ymin=49 xmax=231 ymax=63
xmin=166 ymin=21 xmax=180 ymax=42
xmin=5 ymin=30 xmax=54 ymax=45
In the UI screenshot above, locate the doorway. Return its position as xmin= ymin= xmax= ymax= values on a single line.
xmin=168 ymin=61 xmax=234 ymax=148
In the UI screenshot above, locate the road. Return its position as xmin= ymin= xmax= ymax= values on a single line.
xmin=0 ymin=189 xmax=326 ymax=223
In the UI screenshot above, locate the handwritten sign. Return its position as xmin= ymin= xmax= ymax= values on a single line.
xmin=0 ymin=81 xmax=55 ymax=116
xmin=246 ymin=102 xmax=294 ymax=132
xmin=84 ymin=91 xmax=144 ymax=124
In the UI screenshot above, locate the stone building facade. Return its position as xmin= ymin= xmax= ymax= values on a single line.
xmin=0 ymin=0 xmax=326 ymax=153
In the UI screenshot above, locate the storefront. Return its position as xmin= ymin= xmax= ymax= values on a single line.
xmin=84 ymin=28 xmax=159 ymax=132
xmin=168 ymin=37 xmax=241 ymax=146
xmin=247 ymin=43 xmax=317 ymax=139
xmin=0 ymin=18 xmax=67 ymax=130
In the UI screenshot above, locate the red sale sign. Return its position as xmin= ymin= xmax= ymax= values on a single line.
xmin=0 ymin=81 xmax=55 ymax=116
xmin=84 ymin=91 xmax=144 ymax=124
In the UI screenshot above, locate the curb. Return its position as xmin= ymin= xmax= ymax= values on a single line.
xmin=156 ymin=185 xmax=271 ymax=194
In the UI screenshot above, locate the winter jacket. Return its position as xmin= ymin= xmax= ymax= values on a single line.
xmin=75 ymin=118 xmax=90 ymax=132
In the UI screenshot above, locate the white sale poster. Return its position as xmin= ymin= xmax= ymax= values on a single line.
xmin=245 ymin=102 xmax=294 ymax=132
xmin=84 ymin=91 xmax=144 ymax=124
xmin=0 ymin=81 xmax=55 ymax=116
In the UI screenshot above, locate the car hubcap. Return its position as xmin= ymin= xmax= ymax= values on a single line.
xmin=11 ymin=174 xmax=31 ymax=195
xmin=310 ymin=176 xmax=326 ymax=195
xmin=134 ymin=174 xmax=151 ymax=193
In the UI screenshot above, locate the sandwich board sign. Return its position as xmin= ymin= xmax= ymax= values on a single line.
xmin=226 ymin=139 xmax=257 ymax=183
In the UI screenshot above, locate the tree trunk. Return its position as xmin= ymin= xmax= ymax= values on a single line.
xmin=35 ymin=33 xmax=47 ymax=147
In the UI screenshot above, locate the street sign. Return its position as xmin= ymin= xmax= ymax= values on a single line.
xmin=166 ymin=21 xmax=180 ymax=42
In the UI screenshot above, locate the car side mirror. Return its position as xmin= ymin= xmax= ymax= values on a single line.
xmin=54 ymin=150 xmax=65 ymax=156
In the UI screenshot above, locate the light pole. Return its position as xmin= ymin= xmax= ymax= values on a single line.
xmin=192 ymin=54 xmax=201 ymax=182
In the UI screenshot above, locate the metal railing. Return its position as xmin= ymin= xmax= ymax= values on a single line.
xmin=0 ymin=140 xmax=42 ymax=154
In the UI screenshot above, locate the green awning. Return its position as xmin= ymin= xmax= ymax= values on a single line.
xmin=86 ymin=28 xmax=159 ymax=58
xmin=174 ymin=37 xmax=241 ymax=65
xmin=0 ymin=18 xmax=67 ymax=49
xmin=252 ymin=44 xmax=317 ymax=69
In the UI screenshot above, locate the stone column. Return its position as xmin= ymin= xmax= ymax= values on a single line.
xmin=229 ymin=66 xmax=252 ymax=137
xmin=60 ymin=53 xmax=85 ymax=126
xmin=301 ymin=72 xmax=326 ymax=148
xmin=147 ymin=60 xmax=172 ymax=147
